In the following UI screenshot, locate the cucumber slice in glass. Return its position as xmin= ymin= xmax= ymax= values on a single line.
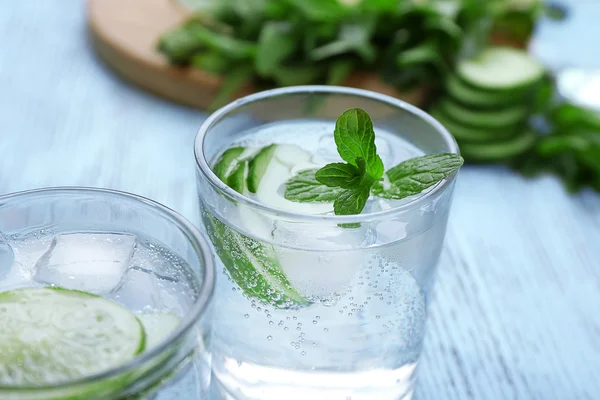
xmin=0 ymin=287 xmax=145 ymax=387
xmin=227 ymin=160 xmax=249 ymax=194
xmin=459 ymin=131 xmax=537 ymax=162
xmin=213 ymin=147 xmax=245 ymax=182
xmin=248 ymin=144 xmax=278 ymax=193
xmin=438 ymin=98 xmax=528 ymax=128
xmin=457 ymin=47 xmax=544 ymax=91
xmin=201 ymin=209 xmax=308 ymax=309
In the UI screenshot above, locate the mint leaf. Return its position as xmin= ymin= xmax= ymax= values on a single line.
xmin=315 ymin=163 xmax=361 ymax=188
xmin=285 ymin=169 xmax=345 ymax=203
xmin=334 ymin=108 xmax=384 ymax=180
xmin=256 ymin=22 xmax=297 ymax=76
xmin=334 ymin=186 xmax=371 ymax=215
xmin=372 ymin=153 xmax=464 ymax=199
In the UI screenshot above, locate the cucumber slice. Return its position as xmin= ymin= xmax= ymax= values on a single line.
xmin=248 ymin=144 xmax=278 ymax=193
xmin=201 ymin=208 xmax=308 ymax=309
xmin=0 ymin=287 xmax=144 ymax=386
xmin=446 ymin=75 xmax=522 ymax=107
xmin=431 ymin=107 xmax=520 ymax=142
xmin=227 ymin=160 xmax=249 ymax=194
xmin=213 ymin=147 xmax=245 ymax=182
xmin=459 ymin=131 xmax=537 ymax=162
xmin=457 ymin=47 xmax=545 ymax=91
xmin=438 ymin=98 xmax=528 ymax=128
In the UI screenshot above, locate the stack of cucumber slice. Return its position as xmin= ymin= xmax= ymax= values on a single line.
xmin=431 ymin=47 xmax=545 ymax=162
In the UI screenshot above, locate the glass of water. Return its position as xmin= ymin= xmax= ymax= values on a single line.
xmin=0 ymin=187 xmax=215 ymax=400
xmin=195 ymin=86 xmax=460 ymax=400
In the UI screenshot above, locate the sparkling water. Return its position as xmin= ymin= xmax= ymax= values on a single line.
xmin=0 ymin=230 xmax=208 ymax=399
xmin=203 ymin=121 xmax=451 ymax=400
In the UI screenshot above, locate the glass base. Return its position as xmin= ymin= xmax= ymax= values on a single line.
xmin=209 ymin=362 xmax=417 ymax=400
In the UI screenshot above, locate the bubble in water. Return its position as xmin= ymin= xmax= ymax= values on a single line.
xmin=316 ymin=316 xmax=320 ymax=320
xmin=267 ymin=335 xmax=273 ymax=341
xmin=267 ymin=314 xmax=272 ymax=318
xmin=268 ymin=321 xmax=274 ymax=325
xmin=257 ymin=307 xmax=262 ymax=312
xmin=292 ymin=316 xmax=297 ymax=320
xmin=296 ymin=327 xmax=301 ymax=331
xmin=278 ymin=320 xmax=284 ymax=327
xmin=297 ymin=323 xmax=302 ymax=326
xmin=284 ymin=327 xmax=289 ymax=331
xmin=244 ymin=314 xmax=249 ymax=319
xmin=376 ymin=315 xmax=380 ymax=319
xmin=290 ymin=342 xmax=296 ymax=346
xmin=301 ymin=351 xmax=306 ymax=356
xmin=312 ymin=342 xmax=317 ymax=347
xmin=312 ymin=320 xmax=318 ymax=324
xmin=324 ymin=328 xmax=329 ymax=332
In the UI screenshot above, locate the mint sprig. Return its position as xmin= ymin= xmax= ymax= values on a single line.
xmin=372 ymin=153 xmax=464 ymax=199
xmin=284 ymin=108 xmax=464 ymax=215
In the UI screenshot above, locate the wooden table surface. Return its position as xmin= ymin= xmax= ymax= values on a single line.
xmin=1 ymin=2 xmax=599 ymax=399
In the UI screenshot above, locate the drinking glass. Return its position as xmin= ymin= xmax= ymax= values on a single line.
xmin=0 ymin=187 xmax=215 ymax=400
xmin=195 ymin=86 xmax=460 ymax=400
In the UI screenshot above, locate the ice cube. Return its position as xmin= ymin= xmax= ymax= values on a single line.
xmin=110 ymin=267 xmax=160 ymax=310
xmin=110 ymin=244 xmax=182 ymax=312
xmin=272 ymin=222 xmax=369 ymax=298
xmin=33 ymin=233 xmax=136 ymax=294
xmin=374 ymin=135 xmax=394 ymax=165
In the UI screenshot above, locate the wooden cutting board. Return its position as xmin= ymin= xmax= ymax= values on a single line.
xmin=87 ymin=0 xmax=427 ymax=110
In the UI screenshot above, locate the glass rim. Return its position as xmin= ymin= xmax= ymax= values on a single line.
xmin=0 ymin=186 xmax=215 ymax=391
xmin=194 ymin=85 xmax=460 ymax=224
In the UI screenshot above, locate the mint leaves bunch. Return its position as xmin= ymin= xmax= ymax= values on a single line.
xmin=284 ymin=108 xmax=464 ymax=215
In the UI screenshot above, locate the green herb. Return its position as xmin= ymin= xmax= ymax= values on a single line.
xmin=284 ymin=108 xmax=464 ymax=215
xmin=372 ymin=153 xmax=464 ymax=199
xmin=333 ymin=108 xmax=384 ymax=181
xmin=284 ymin=169 xmax=345 ymax=202
xmin=315 ymin=163 xmax=361 ymax=189
xmin=334 ymin=186 xmax=372 ymax=216
xmin=512 ymin=99 xmax=600 ymax=194
xmin=157 ymin=0 xmax=488 ymax=110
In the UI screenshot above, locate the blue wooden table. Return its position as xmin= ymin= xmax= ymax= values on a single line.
xmin=1 ymin=2 xmax=599 ymax=399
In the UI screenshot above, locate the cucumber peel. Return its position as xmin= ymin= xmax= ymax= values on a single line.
xmin=438 ymin=98 xmax=528 ymax=128
xmin=248 ymin=144 xmax=278 ymax=193
xmin=431 ymin=107 xmax=521 ymax=142
xmin=460 ymin=131 xmax=537 ymax=162
xmin=446 ymin=75 xmax=523 ymax=107
xmin=227 ymin=160 xmax=249 ymax=194
xmin=213 ymin=147 xmax=245 ymax=182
